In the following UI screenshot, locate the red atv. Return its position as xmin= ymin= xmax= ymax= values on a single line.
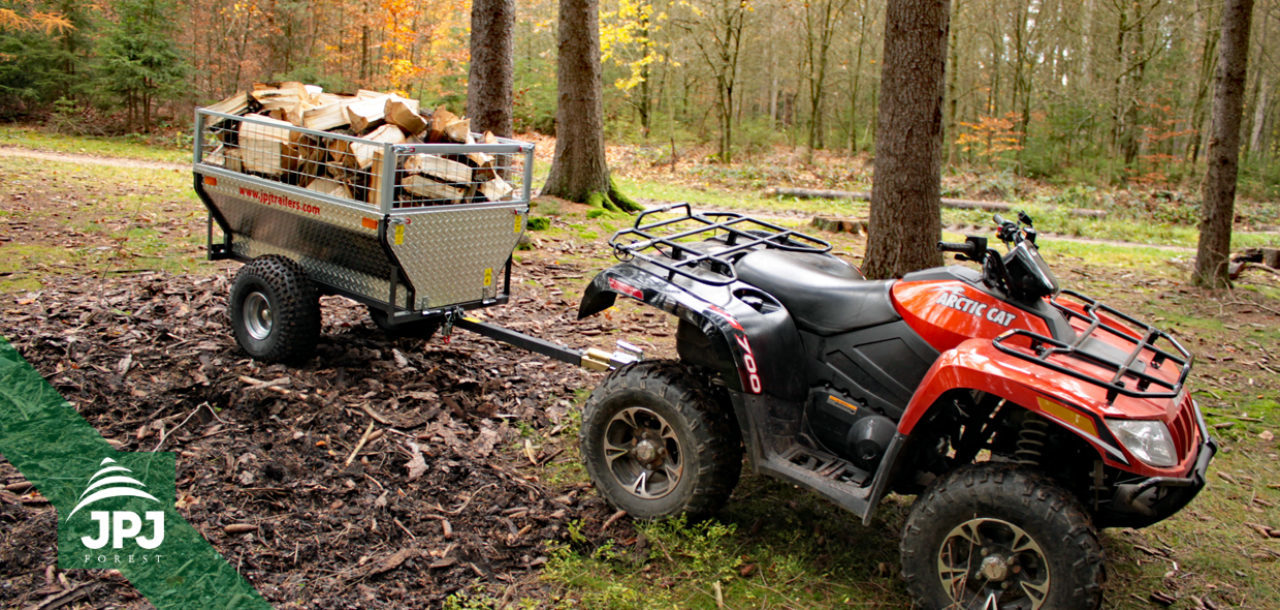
xmin=576 ymin=205 xmax=1213 ymax=608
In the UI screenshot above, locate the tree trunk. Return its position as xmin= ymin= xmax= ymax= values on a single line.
xmin=542 ymin=0 xmax=638 ymax=211
xmin=1193 ymin=0 xmax=1254 ymax=289
xmin=467 ymin=0 xmax=515 ymax=137
xmin=863 ymin=0 xmax=948 ymax=279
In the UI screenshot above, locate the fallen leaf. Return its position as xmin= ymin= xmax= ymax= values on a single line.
xmin=406 ymin=442 xmax=427 ymax=481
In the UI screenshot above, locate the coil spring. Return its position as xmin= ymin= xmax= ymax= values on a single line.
xmin=1014 ymin=415 xmax=1050 ymax=465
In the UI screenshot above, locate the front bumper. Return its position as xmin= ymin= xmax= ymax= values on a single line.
xmin=1098 ymin=436 xmax=1217 ymax=528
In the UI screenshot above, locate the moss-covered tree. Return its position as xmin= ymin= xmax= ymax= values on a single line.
xmin=541 ymin=0 xmax=640 ymax=212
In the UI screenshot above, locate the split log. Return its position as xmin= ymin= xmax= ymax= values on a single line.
xmin=404 ymin=154 xmax=471 ymax=184
xmin=306 ymin=177 xmax=353 ymax=200
xmin=350 ymin=125 xmax=406 ymax=169
xmin=304 ymin=98 xmax=354 ymax=131
xmin=767 ymin=187 xmax=1109 ymax=219
xmin=479 ymin=176 xmax=514 ymax=202
xmin=346 ymin=96 xmax=388 ymax=134
xmin=238 ymin=114 xmax=294 ymax=175
xmin=402 ymin=175 xmax=466 ymax=204
xmin=206 ymin=92 xmax=250 ymax=116
xmin=251 ymin=82 xmax=310 ymax=125
xmin=427 ymin=106 xmax=460 ymax=143
xmin=385 ymin=98 xmax=427 ymax=136
xmin=443 ymin=119 xmax=471 ymax=144
xmin=467 ymin=131 xmax=497 ymax=178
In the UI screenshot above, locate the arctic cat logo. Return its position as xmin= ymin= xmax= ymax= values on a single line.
xmin=935 ymin=289 xmax=1017 ymax=326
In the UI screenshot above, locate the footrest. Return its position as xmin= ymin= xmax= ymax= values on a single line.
xmin=759 ymin=444 xmax=873 ymax=518
xmin=777 ymin=445 xmax=868 ymax=486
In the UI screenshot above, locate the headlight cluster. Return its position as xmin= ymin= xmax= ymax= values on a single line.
xmin=1106 ymin=419 xmax=1177 ymax=467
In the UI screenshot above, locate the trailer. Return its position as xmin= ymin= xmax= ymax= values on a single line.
xmin=192 ymin=108 xmax=635 ymax=369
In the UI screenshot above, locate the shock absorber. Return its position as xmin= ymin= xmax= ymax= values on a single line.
xmin=1015 ymin=413 xmax=1050 ymax=465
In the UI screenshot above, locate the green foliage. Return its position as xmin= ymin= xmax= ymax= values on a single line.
xmin=526 ymin=216 xmax=551 ymax=230
xmin=92 ymin=0 xmax=188 ymax=130
xmin=0 ymin=1 xmax=89 ymax=119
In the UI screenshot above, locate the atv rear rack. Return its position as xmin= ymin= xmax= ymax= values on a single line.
xmin=993 ymin=290 xmax=1193 ymax=403
xmin=610 ymin=203 xmax=830 ymax=286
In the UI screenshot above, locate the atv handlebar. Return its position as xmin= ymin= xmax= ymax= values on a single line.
xmin=937 ymin=236 xmax=989 ymax=262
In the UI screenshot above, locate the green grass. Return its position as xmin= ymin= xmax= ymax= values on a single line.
xmin=0 ymin=124 xmax=190 ymax=163
xmin=0 ymin=155 xmax=209 ymax=292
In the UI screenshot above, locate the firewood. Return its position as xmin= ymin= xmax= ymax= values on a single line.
xmin=443 ymin=118 xmax=471 ymax=143
xmin=283 ymin=132 xmax=325 ymax=181
xmin=224 ymin=147 xmax=242 ymax=173
xmin=252 ymin=83 xmax=309 ymax=125
xmin=206 ymin=92 xmax=250 ymax=116
xmin=304 ymin=98 xmax=354 ymax=131
xmin=350 ymin=124 xmax=406 ymax=170
xmin=327 ymin=138 xmax=359 ymax=173
xmin=385 ymin=98 xmax=428 ymax=136
xmin=427 ymin=106 xmax=460 ymax=143
xmin=402 ymin=175 xmax=465 ymax=204
xmin=403 ymin=154 xmax=471 ymax=184
xmin=479 ymin=176 xmax=514 ymax=202
xmin=467 ymin=131 xmax=498 ymax=179
xmin=238 ymin=114 xmax=294 ymax=175
xmin=346 ymin=96 xmax=388 ymax=134
xmin=306 ymin=177 xmax=353 ymax=200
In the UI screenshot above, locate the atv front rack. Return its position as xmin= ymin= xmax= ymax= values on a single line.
xmin=993 ymin=290 xmax=1193 ymax=403
xmin=610 ymin=203 xmax=830 ymax=286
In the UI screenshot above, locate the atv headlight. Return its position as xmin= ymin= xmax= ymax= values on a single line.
xmin=1106 ymin=419 xmax=1177 ymax=467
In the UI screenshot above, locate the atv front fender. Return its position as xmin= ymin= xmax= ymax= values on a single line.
xmin=897 ymin=337 xmax=1206 ymax=478
xmin=579 ymin=263 xmax=806 ymax=400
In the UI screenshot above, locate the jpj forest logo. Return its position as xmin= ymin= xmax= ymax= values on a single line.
xmin=69 ymin=457 xmax=166 ymax=563
xmin=56 ymin=452 xmax=177 ymax=570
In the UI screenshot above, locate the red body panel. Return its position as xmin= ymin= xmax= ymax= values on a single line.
xmin=891 ymin=280 xmax=1052 ymax=353
xmin=899 ymin=338 xmax=1202 ymax=478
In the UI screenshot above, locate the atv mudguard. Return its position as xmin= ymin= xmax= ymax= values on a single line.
xmin=579 ymin=263 xmax=807 ymax=401
xmin=897 ymin=337 xmax=1191 ymax=475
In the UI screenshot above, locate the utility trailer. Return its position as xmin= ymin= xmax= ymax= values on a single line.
xmin=192 ymin=108 xmax=636 ymax=369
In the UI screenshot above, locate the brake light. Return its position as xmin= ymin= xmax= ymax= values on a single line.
xmin=608 ymin=277 xmax=644 ymax=300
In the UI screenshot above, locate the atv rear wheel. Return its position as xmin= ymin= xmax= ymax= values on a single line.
xmin=580 ymin=361 xmax=741 ymax=518
xmin=900 ymin=463 xmax=1104 ymax=609
xmin=229 ymin=255 xmax=320 ymax=364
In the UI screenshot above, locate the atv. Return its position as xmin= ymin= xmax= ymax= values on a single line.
xmin=575 ymin=204 xmax=1214 ymax=608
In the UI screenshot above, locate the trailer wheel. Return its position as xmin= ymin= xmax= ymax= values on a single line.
xmin=229 ymin=255 xmax=320 ymax=364
xmin=580 ymin=360 xmax=741 ymax=519
xmin=901 ymin=463 xmax=1104 ymax=610
xmin=367 ymin=307 xmax=441 ymax=340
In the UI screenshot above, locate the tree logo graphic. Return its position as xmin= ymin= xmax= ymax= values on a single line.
xmin=70 ymin=457 xmax=166 ymax=551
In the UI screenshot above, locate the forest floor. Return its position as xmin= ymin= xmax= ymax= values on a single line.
xmin=0 ymin=130 xmax=1278 ymax=608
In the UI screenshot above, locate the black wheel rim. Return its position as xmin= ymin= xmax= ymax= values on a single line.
xmin=936 ymin=517 xmax=1051 ymax=609
xmin=602 ymin=406 xmax=684 ymax=500
xmin=242 ymin=291 xmax=273 ymax=341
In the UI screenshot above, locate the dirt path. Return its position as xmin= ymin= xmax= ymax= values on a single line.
xmin=0 ymin=145 xmax=187 ymax=171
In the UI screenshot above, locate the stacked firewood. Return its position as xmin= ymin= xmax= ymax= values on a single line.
xmin=202 ymin=82 xmax=514 ymax=207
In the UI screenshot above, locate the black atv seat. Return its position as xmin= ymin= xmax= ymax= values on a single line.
xmin=734 ymin=250 xmax=900 ymax=335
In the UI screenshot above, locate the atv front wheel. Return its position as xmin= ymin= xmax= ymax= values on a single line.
xmin=228 ymin=255 xmax=320 ymax=364
xmin=900 ymin=463 xmax=1104 ymax=609
xmin=580 ymin=361 xmax=741 ymax=518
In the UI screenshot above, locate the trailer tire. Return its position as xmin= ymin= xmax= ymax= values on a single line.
xmin=901 ymin=462 xmax=1104 ymax=609
xmin=581 ymin=360 xmax=741 ymax=519
xmin=367 ymin=307 xmax=441 ymax=340
xmin=229 ymin=255 xmax=320 ymax=364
